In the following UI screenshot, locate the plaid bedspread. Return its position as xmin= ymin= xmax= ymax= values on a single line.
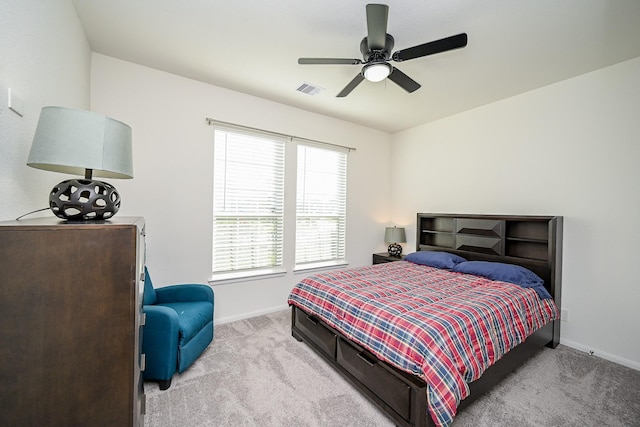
xmin=287 ymin=261 xmax=558 ymax=427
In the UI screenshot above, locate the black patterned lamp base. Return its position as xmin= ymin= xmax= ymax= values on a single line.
xmin=387 ymin=243 xmax=403 ymax=257
xmin=49 ymin=178 xmax=121 ymax=221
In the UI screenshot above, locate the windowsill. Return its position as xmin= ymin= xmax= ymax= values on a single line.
xmin=208 ymin=260 xmax=349 ymax=285
xmin=293 ymin=259 xmax=349 ymax=274
xmin=209 ymin=267 xmax=287 ymax=286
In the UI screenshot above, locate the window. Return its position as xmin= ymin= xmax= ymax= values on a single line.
xmin=212 ymin=127 xmax=285 ymax=274
xmin=211 ymin=121 xmax=349 ymax=279
xmin=295 ymin=144 xmax=347 ymax=267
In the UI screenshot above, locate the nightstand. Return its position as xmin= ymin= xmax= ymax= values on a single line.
xmin=372 ymin=253 xmax=405 ymax=264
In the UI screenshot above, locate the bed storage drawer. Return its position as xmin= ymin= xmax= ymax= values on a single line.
xmin=292 ymin=306 xmax=337 ymax=359
xmin=336 ymin=337 xmax=412 ymax=421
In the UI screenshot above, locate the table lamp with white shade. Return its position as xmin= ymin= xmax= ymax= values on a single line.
xmin=27 ymin=106 xmax=133 ymax=220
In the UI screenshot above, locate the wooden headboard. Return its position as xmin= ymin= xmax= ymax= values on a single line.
xmin=416 ymin=213 xmax=563 ymax=346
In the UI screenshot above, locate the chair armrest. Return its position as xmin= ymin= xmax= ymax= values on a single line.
xmin=155 ymin=284 xmax=214 ymax=304
xmin=142 ymin=305 xmax=180 ymax=381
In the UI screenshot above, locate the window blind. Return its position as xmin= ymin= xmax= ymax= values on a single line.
xmin=295 ymin=143 xmax=347 ymax=266
xmin=212 ymin=127 xmax=285 ymax=273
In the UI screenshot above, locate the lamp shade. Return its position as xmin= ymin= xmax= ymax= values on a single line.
xmin=27 ymin=106 xmax=133 ymax=179
xmin=384 ymin=226 xmax=406 ymax=243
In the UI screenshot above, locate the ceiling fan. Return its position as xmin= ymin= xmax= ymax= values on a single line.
xmin=298 ymin=3 xmax=468 ymax=97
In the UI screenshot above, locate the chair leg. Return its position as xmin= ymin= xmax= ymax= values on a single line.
xmin=158 ymin=379 xmax=172 ymax=390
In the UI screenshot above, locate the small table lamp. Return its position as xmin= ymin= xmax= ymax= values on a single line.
xmin=27 ymin=106 xmax=133 ymax=221
xmin=385 ymin=226 xmax=406 ymax=257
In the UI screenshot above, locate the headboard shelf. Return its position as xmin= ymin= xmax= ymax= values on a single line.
xmin=420 ymin=217 xmax=454 ymax=233
xmin=420 ymin=230 xmax=454 ymax=248
xmin=505 ymin=236 xmax=548 ymax=243
xmin=418 ymin=213 xmax=560 ymax=261
xmin=505 ymin=240 xmax=548 ymax=261
xmin=505 ymin=220 xmax=550 ymax=242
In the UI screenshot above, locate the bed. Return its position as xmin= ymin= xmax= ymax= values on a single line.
xmin=288 ymin=213 xmax=562 ymax=427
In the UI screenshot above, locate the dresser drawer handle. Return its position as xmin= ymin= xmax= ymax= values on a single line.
xmin=306 ymin=315 xmax=319 ymax=325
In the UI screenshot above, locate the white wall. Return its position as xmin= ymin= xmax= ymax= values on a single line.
xmin=391 ymin=57 xmax=640 ymax=370
xmin=0 ymin=0 xmax=91 ymax=221
xmin=90 ymin=54 xmax=392 ymax=323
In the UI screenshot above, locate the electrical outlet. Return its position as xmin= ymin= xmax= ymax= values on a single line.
xmin=561 ymin=308 xmax=569 ymax=322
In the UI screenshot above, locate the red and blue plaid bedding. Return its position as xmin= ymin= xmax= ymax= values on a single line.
xmin=287 ymin=261 xmax=558 ymax=427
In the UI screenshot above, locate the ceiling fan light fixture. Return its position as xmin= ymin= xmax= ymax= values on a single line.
xmin=363 ymin=63 xmax=392 ymax=82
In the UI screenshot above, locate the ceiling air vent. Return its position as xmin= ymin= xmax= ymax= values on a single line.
xmin=296 ymin=83 xmax=324 ymax=96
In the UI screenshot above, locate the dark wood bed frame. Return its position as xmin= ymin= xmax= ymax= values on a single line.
xmin=291 ymin=213 xmax=563 ymax=427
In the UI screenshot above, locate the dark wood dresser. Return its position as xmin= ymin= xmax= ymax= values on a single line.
xmin=0 ymin=217 xmax=146 ymax=426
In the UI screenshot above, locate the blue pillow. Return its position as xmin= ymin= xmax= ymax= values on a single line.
xmin=404 ymin=251 xmax=467 ymax=270
xmin=452 ymin=261 xmax=551 ymax=299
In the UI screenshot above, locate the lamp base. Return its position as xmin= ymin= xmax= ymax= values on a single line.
xmin=387 ymin=243 xmax=402 ymax=257
xmin=49 ymin=178 xmax=121 ymax=221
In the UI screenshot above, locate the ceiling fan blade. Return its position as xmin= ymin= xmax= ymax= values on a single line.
xmin=392 ymin=33 xmax=468 ymax=62
xmin=387 ymin=67 xmax=421 ymax=93
xmin=337 ymin=74 xmax=365 ymax=97
xmin=366 ymin=4 xmax=389 ymax=50
xmin=298 ymin=58 xmax=363 ymax=65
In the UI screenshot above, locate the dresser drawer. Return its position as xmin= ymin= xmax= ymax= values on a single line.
xmin=336 ymin=337 xmax=412 ymax=420
xmin=293 ymin=306 xmax=337 ymax=359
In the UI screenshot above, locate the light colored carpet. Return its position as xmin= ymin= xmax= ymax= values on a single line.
xmin=144 ymin=309 xmax=640 ymax=427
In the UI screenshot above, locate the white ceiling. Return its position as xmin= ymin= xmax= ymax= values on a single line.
xmin=71 ymin=0 xmax=640 ymax=133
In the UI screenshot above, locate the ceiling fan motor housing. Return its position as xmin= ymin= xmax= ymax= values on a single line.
xmin=360 ymin=34 xmax=394 ymax=62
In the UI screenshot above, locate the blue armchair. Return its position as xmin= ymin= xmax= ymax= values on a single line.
xmin=142 ymin=267 xmax=214 ymax=390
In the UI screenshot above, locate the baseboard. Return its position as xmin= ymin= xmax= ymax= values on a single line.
xmin=215 ymin=304 xmax=290 ymax=325
xmin=560 ymin=338 xmax=640 ymax=371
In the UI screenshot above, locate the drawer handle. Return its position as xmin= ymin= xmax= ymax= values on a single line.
xmin=306 ymin=315 xmax=319 ymax=325
xmin=357 ymin=351 xmax=378 ymax=367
